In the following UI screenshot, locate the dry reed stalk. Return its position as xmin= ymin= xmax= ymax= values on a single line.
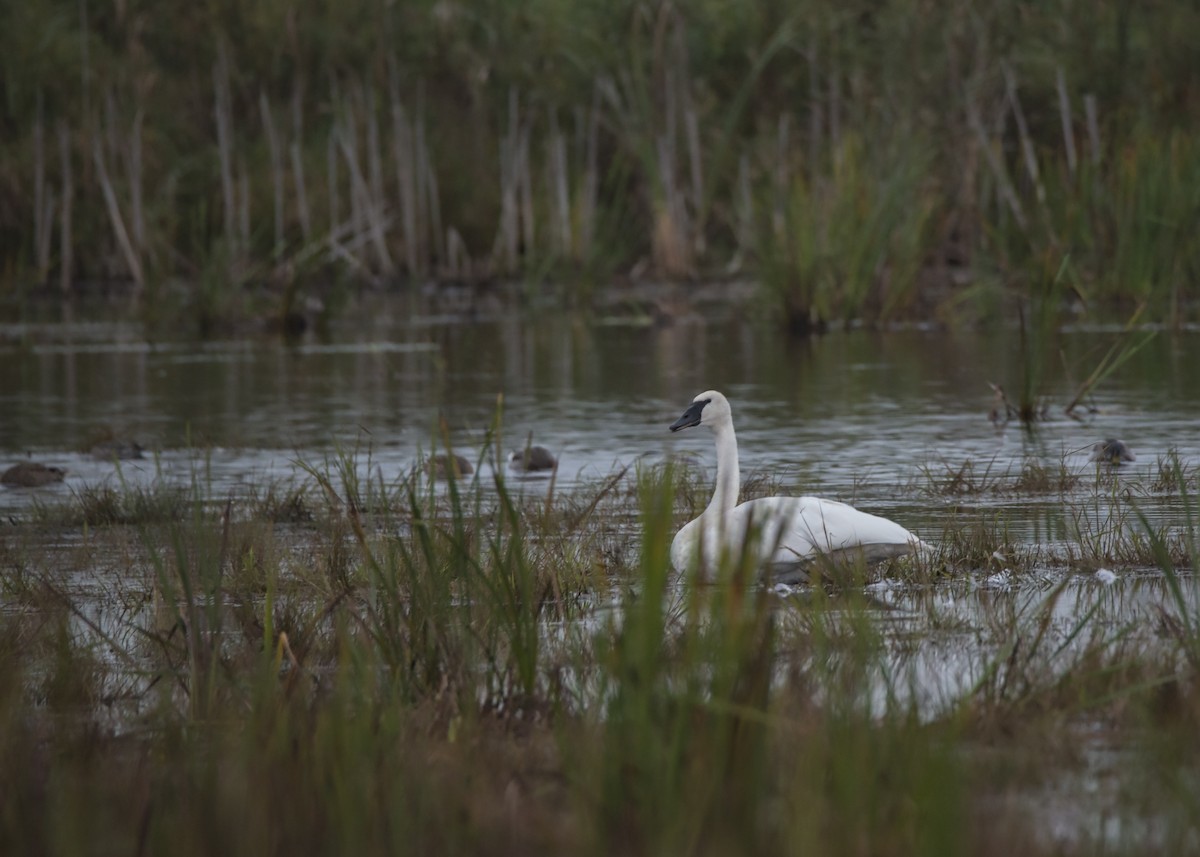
xmin=365 ymin=84 xmax=391 ymax=270
xmin=58 ymin=121 xmax=73 ymax=293
xmin=966 ymin=96 xmax=1028 ymax=234
xmin=518 ymin=123 xmax=534 ymax=263
xmin=39 ymin=191 xmax=58 ymax=284
xmin=1003 ymin=65 xmax=1047 ymax=206
xmin=213 ymin=42 xmax=236 ymax=251
xmin=420 ymin=110 xmax=444 ymax=264
xmin=128 ymin=108 xmax=144 ymax=257
xmin=829 ymin=46 xmax=842 ymax=163
xmin=733 ymin=151 xmax=752 ymax=270
xmin=577 ymin=92 xmax=599 ymax=260
xmin=237 ymin=156 xmax=250 ymax=252
xmin=773 ymin=114 xmax=790 ymax=240
xmin=494 ymin=88 xmax=521 ymax=271
xmin=327 ymin=129 xmax=339 ymax=244
xmin=415 ymin=86 xmax=443 ymax=264
xmin=321 ymin=216 xmax=371 ymax=275
xmin=1084 ymin=94 xmax=1101 ymax=165
xmin=674 ymin=20 xmax=704 ymax=257
xmin=290 ymin=82 xmax=312 ymax=240
xmin=446 ymin=226 xmax=468 ymax=279
xmin=79 ymin=0 xmax=90 ymax=121
xmin=335 ymin=92 xmax=363 ymax=241
xmin=683 ymin=98 xmax=704 ymax=256
xmin=104 ymin=90 xmax=120 ymax=168
xmin=653 ymin=133 xmax=689 ymax=274
xmin=92 ymin=136 xmax=144 ymax=288
xmin=259 ymin=90 xmax=285 ymax=256
xmin=548 ymin=110 xmax=571 ymax=257
xmin=651 ymin=56 xmax=691 ymax=276
xmin=389 ymin=63 xmax=420 ymax=274
xmin=337 ymin=102 xmax=393 ymax=274
xmin=807 ymin=35 xmax=822 ymax=173
xmin=326 ymin=233 xmax=372 ymax=278
xmin=1056 ymin=67 xmax=1077 ymax=177
xmin=34 ymin=96 xmax=50 ymax=280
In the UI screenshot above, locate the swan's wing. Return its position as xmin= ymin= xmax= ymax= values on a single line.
xmin=728 ymin=496 xmax=921 ymax=566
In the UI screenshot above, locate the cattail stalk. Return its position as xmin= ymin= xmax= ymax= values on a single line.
xmin=389 ymin=63 xmax=420 ymax=274
xmin=128 ymin=108 xmax=144 ymax=256
xmin=807 ymin=36 xmax=822 ymax=173
xmin=365 ymin=83 xmax=391 ymax=272
xmin=579 ymin=92 xmax=599 ymax=260
xmin=59 ymin=122 xmax=73 ymax=293
xmin=213 ymin=42 xmax=236 ymax=251
xmin=518 ymin=123 xmax=534 ymax=263
xmin=1055 ymin=67 xmax=1077 ymax=177
xmin=93 ymin=137 xmax=144 ymax=288
xmin=327 ymin=128 xmax=339 ymax=240
xmin=966 ymin=97 xmax=1028 ymax=234
xmin=34 ymin=94 xmax=49 ymax=280
xmin=290 ymin=82 xmax=311 ymax=241
xmin=417 ymin=94 xmax=443 ymax=264
xmin=259 ymin=90 xmax=285 ymax=256
xmin=549 ymin=110 xmax=570 ymax=256
xmin=237 ymin=156 xmax=250 ymax=252
xmin=1084 ymin=94 xmax=1101 ymax=165
xmin=337 ymin=101 xmax=393 ymax=274
xmin=1003 ymin=65 xmax=1046 ymax=205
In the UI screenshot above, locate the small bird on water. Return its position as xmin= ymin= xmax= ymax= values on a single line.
xmin=1090 ymin=439 xmax=1136 ymax=465
xmin=427 ymin=453 xmax=474 ymax=479
xmin=508 ymin=445 xmax=557 ymax=473
xmin=1 ymin=461 xmax=68 ymax=487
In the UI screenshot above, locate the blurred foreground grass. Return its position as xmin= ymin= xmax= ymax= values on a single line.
xmin=1 ymin=451 xmax=1199 ymax=854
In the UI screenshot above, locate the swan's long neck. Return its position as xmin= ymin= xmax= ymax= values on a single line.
xmin=705 ymin=420 xmax=740 ymax=517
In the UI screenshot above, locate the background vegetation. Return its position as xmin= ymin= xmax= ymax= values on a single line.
xmin=2 ymin=0 xmax=1198 ymax=329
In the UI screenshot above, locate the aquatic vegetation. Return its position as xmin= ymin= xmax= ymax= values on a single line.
xmin=918 ymin=456 xmax=1082 ymax=498
xmin=2 ymin=1 xmax=1198 ymax=331
xmin=0 ymin=447 xmax=1199 ymax=855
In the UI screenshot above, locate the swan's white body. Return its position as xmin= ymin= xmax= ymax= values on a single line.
xmin=668 ymin=390 xmax=925 ymax=579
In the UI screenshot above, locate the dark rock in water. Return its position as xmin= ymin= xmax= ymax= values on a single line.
xmin=90 ymin=439 xmax=145 ymax=461
xmin=1090 ymin=439 xmax=1136 ymax=465
xmin=508 ymin=445 xmax=557 ymax=473
xmin=1 ymin=461 xmax=67 ymax=487
xmin=427 ymin=454 xmax=474 ymax=479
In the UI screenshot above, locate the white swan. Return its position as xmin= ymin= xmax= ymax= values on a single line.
xmin=668 ymin=390 xmax=925 ymax=580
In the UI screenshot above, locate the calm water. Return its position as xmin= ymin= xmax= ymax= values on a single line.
xmin=5 ymin=298 xmax=1197 ymax=846
xmin=3 ymin=301 xmax=1200 ymax=541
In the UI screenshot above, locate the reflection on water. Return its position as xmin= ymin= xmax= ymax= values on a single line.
xmin=3 ymin=304 xmax=1200 ymax=539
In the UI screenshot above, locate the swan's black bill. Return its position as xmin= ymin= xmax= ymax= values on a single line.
xmin=669 ymin=398 xmax=710 ymax=432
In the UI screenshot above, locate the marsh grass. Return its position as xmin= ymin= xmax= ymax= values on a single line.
xmin=1 ymin=449 xmax=1200 ymax=853
xmin=30 ymin=481 xmax=192 ymax=527
xmin=918 ymin=455 xmax=1082 ymax=498
xmin=756 ymin=134 xmax=938 ymax=333
xmin=4 ymin=2 xmax=1198 ymax=333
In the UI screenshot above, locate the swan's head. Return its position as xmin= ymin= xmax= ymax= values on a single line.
xmin=669 ymin=390 xmax=731 ymax=432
